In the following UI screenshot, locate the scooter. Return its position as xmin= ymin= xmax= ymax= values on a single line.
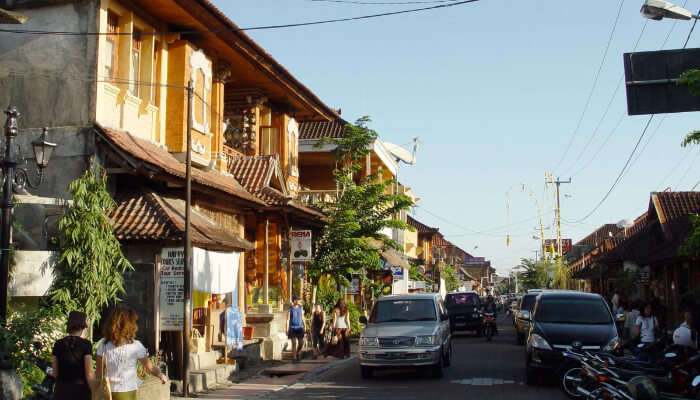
xmin=483 ymin=312 xmax=496 ymax=342
xmin=29 ymin=342 xmax=55 ymax=400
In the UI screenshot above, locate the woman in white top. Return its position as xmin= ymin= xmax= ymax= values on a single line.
xmin=325 ymin=299 xmax=351 ymax=358
xmin=635 ymin=304 xmax=660 ymax=344
xmin=96 ymin=308 xmax=167 ymax=400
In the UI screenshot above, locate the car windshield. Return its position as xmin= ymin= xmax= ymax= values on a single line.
xmin=536 ymin=298 xmax=612 ymax=324
xmin=370 ymin=299 xmax=437 ymax=323
xmin=445 ymin=293 xmax=478 ymax=308
xmin=521 ymin=295 xmax=537 ymax=312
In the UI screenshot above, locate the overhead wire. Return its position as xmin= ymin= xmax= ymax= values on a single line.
xmin=674 ymin=148 xmax=700 ymax=189
xmin=0 ymin=0 xmax=479 ymax=36
xmin=307 ymin=0 xmax=460 ymax=4
xmin=553 ymin=0 xmax=626 ymax=173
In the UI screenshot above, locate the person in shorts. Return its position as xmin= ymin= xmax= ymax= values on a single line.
xmin=286 ymin=296 xmax=306 ymax=362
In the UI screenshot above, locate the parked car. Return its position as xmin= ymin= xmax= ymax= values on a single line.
xmin=524 ymin=291 xmax=621 ymax=385
xmin=515 ymin=292 xmax=540 ymax=345
xmin=444 ymin=291 xmax=482 ymax=335
xmin=358 ymin=293 xmax=452 ymax=379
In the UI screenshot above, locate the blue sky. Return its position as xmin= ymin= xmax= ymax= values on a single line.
xmin=212 ymin=0 xmax=700 ymax=275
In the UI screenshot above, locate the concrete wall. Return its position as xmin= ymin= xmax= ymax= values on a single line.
xmin=9 ymin=250 xmax=59 ymax=297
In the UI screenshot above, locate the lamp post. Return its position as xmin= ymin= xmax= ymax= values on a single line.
xmin=641 ymin=0 xmax=699 ymax=20
xmin=0 ymin=106 xmax=56 ymax=372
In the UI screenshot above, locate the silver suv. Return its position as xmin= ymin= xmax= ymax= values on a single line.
xmin=358 ymin=293 xmax=452 ymax=379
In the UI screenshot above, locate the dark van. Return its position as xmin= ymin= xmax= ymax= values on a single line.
xmin=525 ymin=291 xmax=620 ymax=385
xmin=445 ymin=291 xmax=482 ymax=335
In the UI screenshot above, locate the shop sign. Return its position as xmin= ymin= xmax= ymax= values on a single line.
xmin=348 ymin=277 xmax=360 ymax=295
xmin=291 ymin=229 xmax=312 ymax=261
xmin=160 ymin=247 xmax=185 ymax=331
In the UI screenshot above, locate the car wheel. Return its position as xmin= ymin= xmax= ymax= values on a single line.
xmin=525 ymin=365 xmax=537 ymax=386
xmin=443 ymin=341 xmax=452 ymax=367
xmin=360 ymin=366 xmax=373 ymax=379
xmin=431 ymin=361 xmax=443 ymax=379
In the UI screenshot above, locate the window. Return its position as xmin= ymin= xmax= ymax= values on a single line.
xmin=370 ymin=299 xmax=437 ymax=323
xmin=129 ymin=30 xmax=141 ymax=96
xmin=445 ymin=293 xmax=478 ymax=308
xmin=194 ymin=68 xmax=205 ymax=125
xmin=259 ymin=107 xmax=278 ymax=156
xmin=104 ymin=12 xmax=119 ymax=79
xmin=536 ymin=298 xmax=612 ymax=325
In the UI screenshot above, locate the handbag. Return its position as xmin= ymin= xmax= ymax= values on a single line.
xmin=189 ymin=328 xmax=206 ymax=353
xmin=92 ymin=343 xmax=112 ymax=400
xmin=330 ymin=330 xmax=339 ymax=346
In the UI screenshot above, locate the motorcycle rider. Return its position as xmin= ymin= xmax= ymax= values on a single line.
xmin=483 ymin=295 xmax=498 ymax=334
xmin=673 ymin=310 xmax=697 ymax=350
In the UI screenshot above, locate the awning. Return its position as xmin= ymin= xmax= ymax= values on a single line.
xmin=192 ymin=247 xmax=239 ymax=294
xmin=367 ymin=238 xmax=411 ymax=270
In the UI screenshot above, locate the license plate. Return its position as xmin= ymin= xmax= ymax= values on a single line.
xmin=383 ymin=353 xmax=404 ymax=359
xmin=455 ymin=322 xmax=466 ymax=326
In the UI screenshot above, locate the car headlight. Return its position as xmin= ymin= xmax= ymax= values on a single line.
xmin=603 ymin=336 xmax=619 ymax=352
xmin=529 ymin=333 xmax=552 ymax=350
xmin=360 ymin=337 xmax=378 ymax=347
xmin=415 ymin=335 xmax=438 ymax=346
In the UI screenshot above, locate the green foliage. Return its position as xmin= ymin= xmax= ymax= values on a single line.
xmin=409 ymin=262 xmax=430 ymax=283
xmin=49 ymin=166 xmax=133 ymax=329
xmin=347 ymin=302 xmax=362 ymax=336
xmin=0 ymin=304 xmax=66 ymax=396
xmin=310 ymin=117 xmax=414 ymax=290
xmin=679 ymin=213 xmax=700 ymax=257
xmin=518 ymin=257 xmax=570 ymax=290
xmin=614 ymin=268 xmax=640 ymax=298
xmin=678 ymin=70 xmax=700 ymax=148
xmin=441 ymin=264 xmax=461 ymax=292
xmin=316 ymin=275 xmax=341 ymax=315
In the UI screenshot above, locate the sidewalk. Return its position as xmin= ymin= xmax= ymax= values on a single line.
xmin=173 ymin=355 xmax=356 ymax=400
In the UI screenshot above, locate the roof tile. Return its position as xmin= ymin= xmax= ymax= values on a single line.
xmin=299 ymin=119 xmax=347 ymax=140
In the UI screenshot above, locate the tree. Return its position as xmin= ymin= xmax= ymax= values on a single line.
xmin=49 ymin=166 xmax=133 ymax=334
xmin=441 ymin=264 xmax=461 ymax=292
xmin=517 ymin=257 xmax=571 ymax=290
xmin=310 ymin=117 xmax=414 ymax=291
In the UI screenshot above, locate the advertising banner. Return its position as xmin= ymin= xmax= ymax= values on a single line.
xmin=160 ymin=247 xmax=185 ymax=331
xmin=291 ymin=230 xmax=312 ymax=261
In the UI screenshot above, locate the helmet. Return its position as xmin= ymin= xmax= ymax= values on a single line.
xmin=673 ymin=326 xmax=693 ymax=347
xmin=625 ymin=376 xmax=659 ymax=400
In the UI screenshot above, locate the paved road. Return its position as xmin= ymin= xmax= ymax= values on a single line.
xmin=259 ymin=314 xmax=567 ymax=400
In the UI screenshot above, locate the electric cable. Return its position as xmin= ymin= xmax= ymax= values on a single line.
xmin=0 ymin=0 xmax=479 ymax=36
xmin=674 ymin=148 xmax=700 ymax=189
xmin=569 ymin=114 xmax=654 ymax=223
xmin=307 ymin=0 xmax=459 ymax=4
xmin=552 ymin=0 xmax=626 ymax=173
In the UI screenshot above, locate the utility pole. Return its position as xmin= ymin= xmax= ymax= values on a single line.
xmin=182 ymin=81 xmax=194 ymax=397
xmin=546 ymin=176 xmax=571 ymax=258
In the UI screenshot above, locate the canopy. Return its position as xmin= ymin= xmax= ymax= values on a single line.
xmin=192 ymin=247 xmax=240 ymax=294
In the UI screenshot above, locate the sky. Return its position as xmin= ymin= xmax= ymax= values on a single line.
xmin=211 ymin=0 xmax=700 ymax=275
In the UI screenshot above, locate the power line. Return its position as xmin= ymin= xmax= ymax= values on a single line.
xmin=307 ymin=0 xmax=459 ymax=4
xmin=674 ymin=148 xmax=700 ymax=189
xmin=0 ymin=0 xmax=479 ymax=36
xmin=553 ymin=0 xmax=626 ymax=173
xmin=655 ymin=147 xmax=694 ymax=190
xmin=567 ymin=19 xmax=649 ymax=177
xmin=570 ymin=115 xmax=655 ymax=223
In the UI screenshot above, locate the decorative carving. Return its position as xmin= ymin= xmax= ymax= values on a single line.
xmin=223 ymin=108 xmax=258 ymax=154
xmin=214 ymin=59 xmax=232 ymax=83
xmin=192 ymin=138 xmax=206 ymax=155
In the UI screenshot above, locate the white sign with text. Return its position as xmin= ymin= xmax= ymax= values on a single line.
xmin=160 ymin=247 xmax=185 ymax=331
xmin=291 ymin=230 xmax=312 ymax=261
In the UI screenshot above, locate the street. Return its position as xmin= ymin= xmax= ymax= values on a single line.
xmin=259 ymin=314 xmax=565 ymax=400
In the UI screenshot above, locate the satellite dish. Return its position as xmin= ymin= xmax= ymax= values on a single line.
xmin=383 ymin=140 xmax=419 ymax=165
xmin=616 ymin=219 xmax=634 ymax=229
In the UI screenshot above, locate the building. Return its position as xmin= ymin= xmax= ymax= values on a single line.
xmin=2 ymin=0 xmax=339 ymax=369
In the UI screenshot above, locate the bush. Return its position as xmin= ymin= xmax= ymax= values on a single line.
xmin=346 ymin=302 xmax=362 ymax=336
xmin=0 ymin=304 xmax=66 ymax=396
xmin=316 ymin=276 xmax=340 ymax=316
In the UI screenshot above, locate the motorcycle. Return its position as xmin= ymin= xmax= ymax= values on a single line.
xmin=29 ymin=342 xmax=55 ymax=400
xmin=483 ymin=312 xmax=496 ymax=342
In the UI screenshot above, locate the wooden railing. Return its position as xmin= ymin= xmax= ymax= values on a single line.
xmin=296 ymin=189 xmax=339 ymax=206
xmin=222 ymin=144 xmax=244 ymax=171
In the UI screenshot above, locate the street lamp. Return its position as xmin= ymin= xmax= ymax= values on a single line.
xmin=641 ymin=0 xmax=698 ymax=20
xmin=0 ymin=106 xmax=57 ymax=369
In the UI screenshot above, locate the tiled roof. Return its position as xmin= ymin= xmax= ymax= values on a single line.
xmin=407 ymin=215 xmax=439 ymax=234
xmin=227 ymin=155 xmax=288 ymax=205
xmin=108 ymin=190 xmax=254 ymax=251
xmin=651 ymin=191 xmax=700 ymax=223
xmin=433 ymin=234 xmax=453 ymax=248
xmin=299 ymin=119 xmax=347 ymax=140
xmin=95 ymin=124 xmax=265 ymax=206
xmin=575 ymin=224 xmax=622 ymax=247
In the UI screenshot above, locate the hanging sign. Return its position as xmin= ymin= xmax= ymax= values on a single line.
xmin=160 ymin=247 xmax=185 ymax=331
xmin=291 ymin=230 xmax=312 ymax=261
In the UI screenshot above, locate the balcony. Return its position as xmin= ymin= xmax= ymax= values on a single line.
xmin=222 ymin=144 xmax=245 ymax=171
xmin=297 ymin=189 xmax=339 ymax=206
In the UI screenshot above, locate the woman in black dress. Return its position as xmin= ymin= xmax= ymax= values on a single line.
xmin=51 ymin=311 xmax=94 ymax=400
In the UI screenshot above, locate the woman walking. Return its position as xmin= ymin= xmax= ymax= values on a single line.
xmin=96 ymin=308 xmax=167 ymax=400
xmin=311 ymin=304 xmax=326 ymax=358
xmin=326 ymin=299 xmax=351 ymax=359
xmin=51 ymin=311 xmax=93 ymax=400
xmin=286 ymin=296 xmax=306 ymax=362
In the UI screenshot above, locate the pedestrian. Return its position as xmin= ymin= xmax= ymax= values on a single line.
xmin=325 ymin=299 xmax=351 ymax=359
xmin=673 ymin=310 xmax=698 ymax=350
xmin=624 ymin=300 xmax=641 ymax=342
xmin=311 ymin=303 xmax=326 ymax=358
xmin=286 ymin=296 xmax=306 ymax=362
xmin=611 ymin=291 xmax=620 ymax=314
xmin=51 ymin=311 xmax=93 ymax=400
xmin=96 ymin=307 xmax=167 ymax=400
xmin=635 ymin=303 xmax=661 ymax=362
